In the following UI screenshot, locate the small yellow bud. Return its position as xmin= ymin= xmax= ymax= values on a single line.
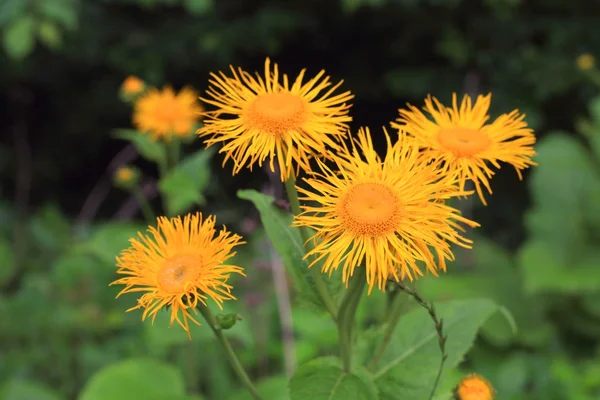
xmin=577 ymin=54 xmax=595 ymax=71
xmin=455 ymin=373 xmax=495 ymax=400
xmin=122 ymin=76 xmax=145 ymax=95
xmin=113 ymin=166 xmax=139 ymax=190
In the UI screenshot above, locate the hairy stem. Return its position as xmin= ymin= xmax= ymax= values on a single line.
xmin=367 ymin=290 xmax=410 ymax=371
xmin=198 ymin=306 xmax=264 ymax=400
xmin=337 ymin=267 xmax=366 ymax=372
xmin=390 ymin=280 xmax=448 ymax=400
xmin=284 ymin=174 xmax=338 ymax=321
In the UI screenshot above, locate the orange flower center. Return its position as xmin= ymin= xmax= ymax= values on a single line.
xmin=245 ymin=92 xmax=307 ymax=136
xmin=154 ymin=98 xmax=181 ymax=123
xmin=437 ymin=127 xmax=491 ymax=156
xmin=157 ymin=254 xmax=202 ymax=294
xmin=338 ymin=182 xmax=401 ymax=236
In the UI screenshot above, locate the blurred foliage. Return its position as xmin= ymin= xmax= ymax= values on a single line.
xmin=2 ymin=0 xmax=600 ymax=399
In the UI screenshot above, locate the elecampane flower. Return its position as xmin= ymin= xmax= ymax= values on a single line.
xmin=133 ymin=86 xmax=203 ymax=140
xmin=391 ymin=93 xmax=536 ymax=204
xmin=455 ymin=374 xmax=495 ymax=400
xmin=292 ymin=127 xmax=478 ymax=292
xmin=111 ymin=212 xmax=245 ymax=337
xmin=197 ymin=58 xmax=354 ymax=181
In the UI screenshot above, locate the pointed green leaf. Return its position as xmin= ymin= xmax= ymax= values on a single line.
xmin=373 ymin=299 xmax=498 ymax=400
xmin=237 ymin=189 xmax=339 ymax=311
xmin=290 ymin=357 xmax=378 ymax=400
xmin=113 ymin=129 xmax=167 ymax=165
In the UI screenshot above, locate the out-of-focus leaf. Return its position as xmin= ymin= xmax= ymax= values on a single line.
xmin=227 ymin=375 xmax=290 ymax=400
xmin=0 ymin=236 xmax=14 ymax=285
xmin=113 ymin=129 xmax=167 ymax=165
xmin=518 ymin=240 xmax=600 ymax=294
xmin=39 ymin=0 xmax=78 ymax=30
xmin=79 ymin=359 xmax=186 ymax=400
xmin=29 ymin=204 xmax=71 ymax=252
xmin=183 ymin=0 xmax=213 ymax=15
xmin=0 ymin=0 xmax=28 ymax=27
xmin=37 ymin=20 xmax=62 ymax=49
xmin=3 ymin=15 xmax=35 ymax=60
xmin=74 ymin=222 xmax=143 ymax=266
xmin=0 ymin=379 xmax=63 ymax=400
xmin=158 ymin=149 xmax=214 ymax=216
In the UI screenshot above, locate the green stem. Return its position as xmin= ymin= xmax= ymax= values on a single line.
xmin=367 ymin=290 xmax=410 ymax=371
xmin=133 ymin=188 xmax=156 ymax=225
xmin=167 ymin=140 xmax=181 ymax=170
xmin=198 ymin=306 xmax=264 ymax=400
xmin=284 ymin=174 xmax=338 ymax=321
xmin=337 ymin=267 xmax=366 ymax=372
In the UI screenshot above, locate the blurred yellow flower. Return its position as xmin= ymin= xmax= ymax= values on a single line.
xmin=121 ymin=76 xmax=145 ymax=95
xmin=392 ymin=93 xmax=536 ymax=205
xmin=197 ymin=58 xmax=354 ymax=181
xmin=133 ymin=86 xmax=203 ymax=140
xmin=115 ymin=166 xmax=134 ymax=183
xmin=577 ymin=53 xmax=595 ymax=70
xmin=455 ymin=373 xmax=495 ymax=400
xmin=111 ymin=213 xmax=245 ymax=338
xmin=292 ymin=127 xmax=478 ymax=292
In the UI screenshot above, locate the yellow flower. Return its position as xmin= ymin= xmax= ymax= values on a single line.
xmin=115 ymin=166 xmax=134 ymax=183
xmin=455 ymin=373 xmax=495 ymax=400
xmin=292 ymin=127 xmax=478 ymax=292
xmin=111 ymin=213 xmax=245 ymax=338
xmin=122 ymin=76 xmax=145 ymax=95
xmin=197 ymin=58 xmax=354 ymax=181
xmin=133 ymin=86 xmax=203 ymax=140
xmin=391 ymin=93 xmax=536 ymax=205
xmin=577 ymin=53 xmax=595 ymax=70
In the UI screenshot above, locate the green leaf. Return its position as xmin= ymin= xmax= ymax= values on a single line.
xmin=373 ymin=299 xmax=498 ymax=400
xmin=114 ymin=129 xmax=167 ymax=165
xmin=289 ymin=357 xmax=378 ymax=400
xmin=29 ymin=204 xmax=71 ymax=252
xmin=183 ymin=0 xmax=213 ymax=15
xmin=39 ymin=0 xmax=77 ymax=30
xmin=518 ymin=240 xmax=600 ymax=294
xmin=158 ymin=149 xmax=214 ymax=216
xmin=0 ymin=0 xmax=28 ymax=27
xmin=79 ymin=358 xmax=186 ymax=400
xmin=0 ymin=379 xmax=63 ymax=400
xmin=227 ymin=375 xmax=290 ymax=400
xmin=237 ymin=189 xmax=339 ymax=311
xmin=0 ymin=236 xmax=14 ymax=285
xmin=37 ymin=20 xmax=62 ymax=49
xmin=74 ymin=222 xmax=143 ymax=266
xmin=3 ymin=15 xmax=35 ymax=60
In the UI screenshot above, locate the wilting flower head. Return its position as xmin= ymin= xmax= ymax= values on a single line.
xmin=392 ymin=94 xmax=536 ymax=205
xmin=133 ymin=86 xmax=203 ymax=140
xmin=455 ymin=373 xmax=495 ymax=400
xmin=197 ymin=58 xmax=354 ymax=181
xmin=121 ymin=76 xmax=145 ymax=95
xmin=292 ymin=127 xmax=478 ymax=292
xmin=111 ymin=213 xmax=245 ymax=337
